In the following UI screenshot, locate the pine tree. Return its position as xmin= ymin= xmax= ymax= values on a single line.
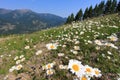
xmin=98 ymin=1 xmax=105 ymax=16
xmin=116 ymin=1 xmax=120 ymax=13
xmin=75 ymin=9 xmax=83 ymax=21
xmin=66 ymin=16 xmax=71 ymax=24
xmin=83 ymin=7 xmax=89 ymax=20
xmin=88 ymin=6 xmax=93 ymax=18
xmin=65 ymin=13 xmax=75 ymax=24
xmin=111 ymin=0 xmax=117 ymax=13
xmin=104 ymin=0 xmax=112 ymax=14
xmin=93 ymin=4 xmax=98 ymax=17
xmin=70 ymin=13 xmax=75 ymax=22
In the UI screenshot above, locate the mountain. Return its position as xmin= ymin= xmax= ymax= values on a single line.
xmin=0 ymin=8 xmax=66 ymax=34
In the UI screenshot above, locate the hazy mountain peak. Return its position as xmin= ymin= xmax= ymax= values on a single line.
xmin=0 ymin=8 xmax=12 ymax=14
xmin=13 ymin=9 xmax=32 ymax=14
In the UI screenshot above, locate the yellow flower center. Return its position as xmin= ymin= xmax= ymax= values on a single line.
xmin=82 ymin=76 xmax=87 ymax=80
xmin=111 ymin=37 xmax=115 ymax=41
xmin=86 ymin=68 xmax=91 ymax=72
xmin=72 ymin=64 xmax=79 ymax=72
xmin=50 ymin=45 xmax=55 ymax=49
xmin=47 ymin=64 xmax=51 ymax=69
xmin=95 ymin=70 xmax=99 ymax=75
xmin=18 ymin=66 xmax=21 ymax=68
xmin=48 ymin=70 xmax=52 ymax=74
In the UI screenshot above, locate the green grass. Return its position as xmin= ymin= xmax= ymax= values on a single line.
xmin=0 ymin=14 xmax=120 ymax=80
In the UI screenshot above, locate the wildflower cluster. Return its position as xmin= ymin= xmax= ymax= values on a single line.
xmin=68 ymin=59 xmax=102 ymax=80
xmin=9 ymin=64 xmax=23 ymax=72
xmin=94 ymin=34 xmax=118 ymax=49
xmin=9 ymin=55 xmax=25 ymax=72
xmin=0 ymin=14 xmax=120 ymax=80
xmin=42 ymin=62 xmax=56 ymax=76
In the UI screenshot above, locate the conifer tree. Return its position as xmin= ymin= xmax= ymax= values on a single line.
xmin=65 ymin=13 xmax=75 ymax=24
xmin=93 ymin=4 xmax=98 ymax=17
xmin=83 ymin=7 xmax=89 ymax=20
xmin=111 ymin=0 xmax=117 ymax=13
xmin=116 ymin=1 xmax=120 ymax=13
xmin=88 ymin=6 xmax=93 ymax=18
xmin=75 ymin=9 xmax=83 ymax=21
xmin=66 ymin=16 xmax=71 ymax=24
xmin=98 ymin=1 xmax=105 ymax=16
xmin=70 ymin=13 xmax=75 ymax=22
xmin=104 ymin=0 xmax=112 ymax=14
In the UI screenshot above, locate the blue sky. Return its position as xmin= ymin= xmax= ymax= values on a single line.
xmin=0 ymin=0 xmax=118 ymax=17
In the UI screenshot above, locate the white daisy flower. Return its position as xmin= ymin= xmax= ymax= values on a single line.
xmin=9 ymin=66 xmax=16 ymax=72
xmin=14 ymin=56 xmax=18 ymax=60
xmin=68 ymin=59 xmax=84 ymax=76
xmin=8 ymin=55 xmax=11 ymax=57
xmin=93 ymin=68 xmax=102 ymax=77
xmin=15 ymin=64 xmax=23 ymax=70
xmin=87 ymin=40 xmax=92 ymax=44
xmin=4 ymin=75 xmax=8 ymax=80
xmin=79 ymin=75 xmax=90 ymax=80
xmin=105 ymin=43 xmax=118 ymax=49
xmin=84 ymin=65 xmax=94 ymax=77
xmin=46 ymin=69 xmax=54 ymax=76
xmin=74 ymin=46 xmax=80 ymax=50
xmin=107 ymin=35 xmax=118 ymax=41
xmin=9 ymin=68 xmax=14 ymax=72
xmin=62 ymin=45 xmax=66 ymax=48
xmin=24 ymin=46 xmax=30 ymax=49
xmin=45 ymin=63 xmax=54 ymax=70
xmin=95 ymin=46 xmax=100 ymax=50
xmin=75 ymin=41 xmax=80 ymax=44
xmin=118 ymin=78 xmax=120 ymax=80
xmin=107 ymin=56 xmax=111 ymax=60
xmin=80 ymin=32 xmax=84 ymax=35
xmin=107 ymin=51 xmax=112 ymax=55
xmin=16 ymin=60 xmax=21 ymax=64
xmin=46 ymin=43 xmax=58 ymax=50
xmin=94 ymin=40 xmax=103 ymax=46
xmin=73 ymin=50 xmax=78 ymax=55
xmin=0 ymin=55 xmax=3 ymax=58
xmin=35 ymin=50 xmax=42 ymax=55
xmin=59 ymin=65 xmax=68 ymax=69
xmin=58 ymin=53 xmax=64 ymax=57
xmin=20 ymin=55 xmax=24 ymax=59
xmin=21 ymin=57 xmax=25 ymax=62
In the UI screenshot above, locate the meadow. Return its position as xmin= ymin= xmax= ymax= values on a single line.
xmin=0 ymin=14 xmax=120 ymax=80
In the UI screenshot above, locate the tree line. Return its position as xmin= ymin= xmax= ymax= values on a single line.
xmin=66 ymin=0 xmax=120 ymax=24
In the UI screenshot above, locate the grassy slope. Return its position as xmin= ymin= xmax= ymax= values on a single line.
xmin=0 ymin=14 xmax=120 ymax=80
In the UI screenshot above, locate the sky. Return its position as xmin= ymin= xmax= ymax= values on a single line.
xmin=0 ymin=0 xmax=119 ymax=17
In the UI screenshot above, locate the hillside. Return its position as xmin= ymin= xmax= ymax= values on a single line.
xmin=0 ymin=8 xmax=66 ymax=34
xmin=0 ymin=14 xmax=120 ymax=80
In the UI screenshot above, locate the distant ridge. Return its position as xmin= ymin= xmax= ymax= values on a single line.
xmin=0 ymin=8 xmax=66 ymax=35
